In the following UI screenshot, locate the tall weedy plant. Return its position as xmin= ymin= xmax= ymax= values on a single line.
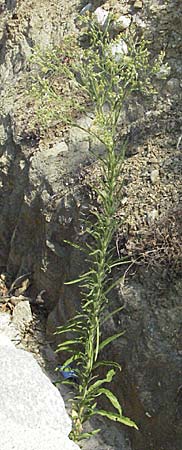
xmin=30 ymin=13 xmax=167 ymax=442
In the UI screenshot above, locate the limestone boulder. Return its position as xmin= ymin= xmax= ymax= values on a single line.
xmin=0 ymin=334 xmax=80 ymax=450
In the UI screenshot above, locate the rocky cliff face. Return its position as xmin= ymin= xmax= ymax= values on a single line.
xmin=0 ymin=1 xmax=181 ymax=450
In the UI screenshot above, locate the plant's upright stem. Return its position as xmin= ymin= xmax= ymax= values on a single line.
xmin=70 ymin=134 xmax=121 ymax=439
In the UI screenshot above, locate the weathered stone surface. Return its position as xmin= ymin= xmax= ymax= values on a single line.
xmin=134 ymin=1 xmax=143 ymax=8
xmin=69 ymin=116 xmax=91 ymax=155
xmin=109 ymin=39 xmax=128 ymax=61
xmin=0 ymin=312 xmax=21 ymax=343
xmin=12 ymin=299 xmax=33 ymax=332
xmin=113 ymin=15 xmax=131 ymax=32
xmin=109 ymin=275 xmax=182 ymax=450
xmin=150 ymin=168 xmax=159 ymax=184
xmin=0 ymin=334 xmax=80 ymax=450
xmin=166 ymin=77 xmax=180 ymax=93
xmin=94 ymin=7 xmax=109 ymax=28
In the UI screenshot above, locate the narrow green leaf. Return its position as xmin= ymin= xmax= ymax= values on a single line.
xmin=55 ymin=327 xmax=84 ymax=335
xmin=64 ymin=277 xmax=83 ymax=285
xmin=109 ymin=259 xmax=131 ymax=269
xmin=97 ymin=388 xmax=122 ymax=415
xmin=60 ymin=379 xmax=76 ymax=386
xmin=55 ymin=322 xmax=85 ymax=334
xmin=101 ymin=305 xmax=125 ymax=325
xmin=56 ymin=347 xmax=75 ymax=353
xmin=104 ymin=274 xmax=125 ymax=296
xmin=64 ymin=270 xmax=95 ymax=285
xmin=54 ymin=328 xmax=68 ymax=336
xmin=63 ymin=239 xmax=87 ymax=253
xmin=57 ymin=339 xmax=82 ymax=348
xmin=78 ymin=429 xmax=101 ymax=440
xmin=94 ymin=316 xmax=100 ymax=362
xmin=89 ymin=248 xmax=103 ymax=256
xmin=55 ymin=316 xmax=87 ymax=335
xmin=87 ymin=369 xmax=115 ymax=394
xmin=55 ymin=353 xmax=83 ymax=367
xmin=93 ymin=360 xmax=121 ymax=371
xmin=95 ymin=409 xmax=138 ymax=429
xmin=99 ymin=331 xmax=125 ymax=351
xmin=117 ymin=415 xmax=139 ymax=429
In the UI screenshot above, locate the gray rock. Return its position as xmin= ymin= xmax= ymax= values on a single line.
xmin=29 ymin=144 xmax=68 ymax=192
xmin=0 ymin=334 xmax=80 ymax=450
xmin=147 ymin=208 xmax=159 ymax=224
xmin=133 ymin=14 xmax=146 ymax=29
xmin=0 ymin=313 xmax=11 ymax=334
xmin=134 ymin=0 xmax=143 ymax=8
xmin=156 ymin=64 xmax=171 ymax=80
xmin=113 ymin=15 xmax=131 ymax=32
xmin=0 ymin=123 xmax=7 ymax=145
xmin=69 ymin=117 xmax=91 ymax=155
xmin=12 ymin=300 xmax=33 ymax=333
xmin=93 ymin=7 xmax=109 ymax=28
xmin=51 ymin=141 xmax=69 ymax=154
xmin=0 ymin=312 xmax=21 ymax=343
xmin=109 ymin=40 xmax=128 ymax=61
xmin=150 ymin=168 xmax=160 ymax=184
xmin=166 ymin=78 xmax=180 ymax=93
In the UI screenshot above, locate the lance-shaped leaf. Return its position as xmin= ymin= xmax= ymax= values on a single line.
xmin=78 ymin=429 xmax=101 ymax=440
xmin=56 ymin=338 xmax=83 ymax=353
xmin=58 ymin=352 xmax=84 ymax=368
xmin=101 ymin=305 xmax=125 ymax=325
xmin=108 ymin=259 xmax=131 ymax=269
xmin=95 ymin=409 xmax=138 ymax=429
xmin=64 ymin=270 xmax=95 ymax=285
xmin=87 ymin=369 xmax=115 ymax=394
xmin=99 ymin=331 xmax=125 ymax=352
xmin=93 ymin=359 xmax=121 ymax=371
xmin=96 ymin=388 xmax=122 ymax=415
xmin=63 ymin=239 xmax=88 ymax=253
xmin=104 ymin=274 xmax=125 ymax=295
xmin=94 ymin=316 xmax=100 ymax=362
xmin=55 ymin=320 xmax=85 ymax=335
